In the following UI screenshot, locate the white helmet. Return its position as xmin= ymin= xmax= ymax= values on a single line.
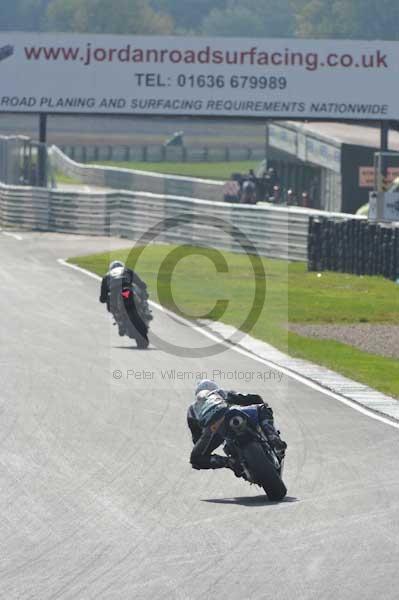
xmin=195 ymin=379 xmax=219 ymax=397
xmin=109 ymin=260 xmax=125 ymax=271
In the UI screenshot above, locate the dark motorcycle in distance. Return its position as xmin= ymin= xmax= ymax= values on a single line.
xmin=222 ymin=405 xmax=287 ymax=501
xmin=110 ymin=283 xmax=153 ymax=349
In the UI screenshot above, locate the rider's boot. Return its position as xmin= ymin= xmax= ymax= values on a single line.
xmin=261 ymin=422 xmax=287 ymax=459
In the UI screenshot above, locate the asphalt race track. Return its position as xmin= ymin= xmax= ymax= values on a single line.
xmin=1 ymin=231 xmax=399 ymax=600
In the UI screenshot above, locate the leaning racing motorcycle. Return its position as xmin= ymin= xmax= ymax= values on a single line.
xmin=110 ymin=283 xmax=153 ymax=349
xmin=221 ymin=404 xmax=287 ymax=501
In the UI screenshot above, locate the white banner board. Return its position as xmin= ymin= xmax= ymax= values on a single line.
xmin=0 ymin=33 xmax=398 ymax=118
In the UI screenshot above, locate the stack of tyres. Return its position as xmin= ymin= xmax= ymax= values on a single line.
xmin=307 ymin=218 xmax=399 ymax=282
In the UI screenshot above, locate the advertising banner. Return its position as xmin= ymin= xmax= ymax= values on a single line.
xmin=0 ymin=33 xmax=398 ymax=118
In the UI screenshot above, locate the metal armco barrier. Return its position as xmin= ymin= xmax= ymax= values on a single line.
xmin=0 ymin=181 xmax=363 ymax=261
xmin=0 ymin=183 xmax=364 ymax=261
xmin=58 ymin=143 xmax=266 ymax=164
xmin=308 ymin=217 xmax=399 ymax=280
xmin=50 ymin=146 xmax=224 ymax=202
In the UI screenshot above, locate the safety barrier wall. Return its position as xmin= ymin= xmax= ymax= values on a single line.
xmin=308 ymin=217 xmax=399 ymax=280
xmin=58 ymin=143 xmax=266 ymax=164
xmin=50 ymin=146 xmax=225 ymax=202
xmin=0 ymin=182 xmax=365 ymax=261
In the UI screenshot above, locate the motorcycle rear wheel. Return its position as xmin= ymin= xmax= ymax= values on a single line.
xmin=242 ymin=441 xmax=287 ymax=501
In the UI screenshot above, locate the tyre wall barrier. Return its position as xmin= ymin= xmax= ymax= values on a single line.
xmin=308 ymin=217 xmax=399 ymax=280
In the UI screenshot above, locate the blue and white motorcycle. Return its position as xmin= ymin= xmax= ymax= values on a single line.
xmin=222 ymin=405 xmax=287 ymax=501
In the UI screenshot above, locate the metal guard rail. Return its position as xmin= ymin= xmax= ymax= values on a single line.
xmin=0 ymin=182 xmax=365 ymax=261
xmin=50 ymin=145 xmax=224 ymax=202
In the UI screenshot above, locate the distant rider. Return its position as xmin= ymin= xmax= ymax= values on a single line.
xmin=187 ymin=380 xmax=286 ymax=473
xmin=99 ymin=260 xmax=148 ymax=334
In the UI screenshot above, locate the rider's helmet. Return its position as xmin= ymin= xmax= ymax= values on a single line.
xmin=109 ymin=260 xmax=125 ymax=271
xmin=193 ymin=382 xmax=228 ymax=425
xmin=194 ymin=379 xmax=219 ymax=397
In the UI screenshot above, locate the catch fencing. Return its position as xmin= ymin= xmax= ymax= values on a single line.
xmin=50 ymin=146 xmax=224 ymax=202
xmin=0 ymin=181 xmax=364 ymax=261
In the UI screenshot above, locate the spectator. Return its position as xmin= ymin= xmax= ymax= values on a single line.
xmin=248 ymin=168 xmax=257 ymax=183
xmin=246 ymin=168 xmax=261 ymax=201
xmin=271 ymin=184 xmax=282 ymax=204
xmin=241 ymin=179 xmax=257 ymax=204
xmin=267 ymin=167 xmax=280 ymax=188
xmin=286 ymin=189 xmax=298 ymax=206
xmin=301 ymin=191 xmax=310 ymax=208
xmin=262 ymin=167 xmax=280 ymax=201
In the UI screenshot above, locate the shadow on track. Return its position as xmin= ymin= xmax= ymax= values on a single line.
xmin=112 ymin=346 xmax=157 ymax=351
xmin=201 ymin=496 xmax=299 ymax=507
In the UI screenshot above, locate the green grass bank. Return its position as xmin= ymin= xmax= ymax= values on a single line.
xmin=94 ymin=160 xmax=258 ymax=180
xmin=69 ymin=244 xmax=399 ymax=399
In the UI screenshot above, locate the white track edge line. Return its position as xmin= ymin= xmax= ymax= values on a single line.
xmin=1 ymin=231 xmax=23 ymax=241
xmin=57 ymin=258 xmax=399 ymax=431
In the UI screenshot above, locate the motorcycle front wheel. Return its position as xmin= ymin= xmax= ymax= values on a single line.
xmin=135 ymin=334 xmax=149 ymax=349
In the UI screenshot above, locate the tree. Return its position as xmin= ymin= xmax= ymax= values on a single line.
xmin=0 ymin=0 xmax=50 ymax=31
xmin=293 ymin=0 xmax=399 ymax=40
xmin=202 ymin=0 xmax=294 ymax=37
xmin=45 ymin=0 xmax=173 ymax=34
xmin=150 ymin=0 xmax=227 ymax=31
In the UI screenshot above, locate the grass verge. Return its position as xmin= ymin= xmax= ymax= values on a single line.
xmin=69 ymin=244 xmax=399 ymax=399
xmin=53 ymin=170 xmax=82 ymax=185
xmin=94 ymin=160 xmax=259 ymax=180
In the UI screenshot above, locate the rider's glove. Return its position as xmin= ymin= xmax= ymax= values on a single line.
xmin=227 ymin=457 xmax=245 ymax=478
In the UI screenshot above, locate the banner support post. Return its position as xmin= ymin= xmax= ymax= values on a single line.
xmin=38 ymin=112 xmax=47 ymax=187
xmin=265 ymin=121 xmax=269 ymax=168
xmin=380 ymin=120 xmax=389 ymax=152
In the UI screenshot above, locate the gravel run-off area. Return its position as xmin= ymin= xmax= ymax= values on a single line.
xmin=289 ymin=324 xmax=399 ymax=359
